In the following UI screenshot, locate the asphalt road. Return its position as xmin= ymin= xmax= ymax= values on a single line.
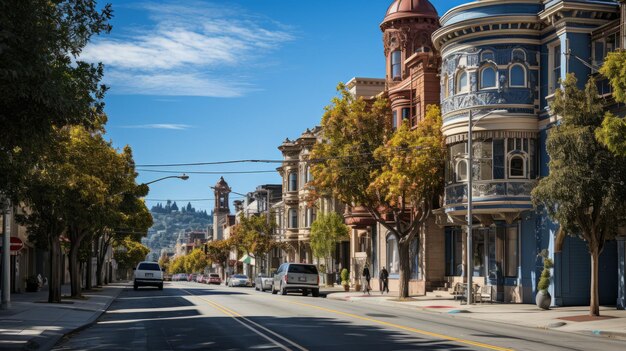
xmin=53 ymin=281 xmax=626 ymax=351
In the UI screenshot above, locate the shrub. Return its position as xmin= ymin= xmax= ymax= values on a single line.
xmin=340 ymin=268 xmax=349 ymax=286
xmin=537 ymin=250 xmax=553 ymax=292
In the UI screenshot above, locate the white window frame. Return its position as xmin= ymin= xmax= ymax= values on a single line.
xmin=455 ymin=159 xmax=469 ymax=182
xmin=548 ymin=41 xmax=562 ymax=94
xmin=509 ymin=64 xmax=527 ymax=88
xmin=507 ymin=153 xmax=527 ymax=179
xmin=288 ymin=208 xmax=298 ymax=229
xmin=456 ymin=70 xmax=469 ymax=94
xmin=481 ymin=50 xmax=495 ymax=62
xmin=443 ymin=75 xmax=449 ymax=99
xmin=479 ymin=65 xmax=497 ymax=90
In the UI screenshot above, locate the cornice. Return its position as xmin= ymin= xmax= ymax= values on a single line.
xmin=439 ymin=0 xmax=542 ymax=26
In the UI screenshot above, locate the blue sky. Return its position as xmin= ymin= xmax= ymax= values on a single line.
xmin=88 ymin=0 xmax=466 ymax=212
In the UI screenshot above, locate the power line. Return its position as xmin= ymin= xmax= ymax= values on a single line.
xmin=137 ymin=169 xmax=277 ymax=175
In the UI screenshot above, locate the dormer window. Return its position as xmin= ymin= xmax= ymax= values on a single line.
xmin=512 ymin=48 xmax=526 ymax=61
xmin=391 ymin=50 xmax=402 ymax=80
xmin=481 ymin=50 xmax=495 ymax=62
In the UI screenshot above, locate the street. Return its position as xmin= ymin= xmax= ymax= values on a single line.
xmin=53 ymin=282 xmax=626 ymax=351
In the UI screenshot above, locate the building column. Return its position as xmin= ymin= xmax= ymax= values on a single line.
xmin=617 ymin=236 xmax=625 ymax=310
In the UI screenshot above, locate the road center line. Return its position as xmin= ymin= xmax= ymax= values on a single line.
xmin=284 ymin=300 xmax=514 ymax=351
xmin=180 ymin=287 xmax=308 ymax=351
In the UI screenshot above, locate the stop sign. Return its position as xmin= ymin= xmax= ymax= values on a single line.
xmin=0 ymin=237 xmax=24 ymax=253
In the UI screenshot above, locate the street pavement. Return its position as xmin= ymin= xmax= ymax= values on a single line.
xmin=52 ymin=281 xmax=626 ymax=351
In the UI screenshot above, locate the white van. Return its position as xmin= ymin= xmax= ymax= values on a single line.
xmin=133 ymin=261 xmax=164 ymax=290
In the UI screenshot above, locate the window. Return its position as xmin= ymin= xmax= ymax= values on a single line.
xmin=509 ymin=64 xmax=526 ymax=87
xmin=391 ymin=50 xmax=402 ymax=80
xmin=505 ymin=226 xmax=519 ymax=277
xmin=305 ymin=207 xmax=316 ymax=227
xmin=509 ymin=154 xmax=526 ymax=178
xmin=481 ymin=50 xmax=495 ymax=62
xmin=456 ymin=70 xmax=468 ymax=94
xmin=512 ymin=48 xmax=526 ymax=61
xmin=480 ymin=66 xmax=497 ymax=89
xmin=305 ymin=166 xmax=312 ymax=183
xmin=456 ymin=159 xmax=468 ymax=182
xmin=392 ymin=111 xmax=398 ymax=130
xmin=443 ymin=75 xmax=449 ymax=99
xmin=386 ymin=235 xmax=399 ymax=275
xmin=288 ymin=208 xmax=298 ymax=228
xmin=493 ymin=139 xmax=505 ymax=179
xmin=445 ymin=229 xmax=464 ymax=276
xmin=551 ymin=44 xmax=561 ymax=92
xmin=288 ymin=172 xmax=298 ymax=191
xmin=401 ymin=107 xmax=410 ymax=122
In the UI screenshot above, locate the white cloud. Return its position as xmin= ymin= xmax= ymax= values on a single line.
xmin=81 ymin=0 xmax=293 ymax=97
xmin=121 ymin=124 xmax=193 ymax=130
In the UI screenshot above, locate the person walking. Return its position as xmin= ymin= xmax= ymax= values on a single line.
xmin=362 ymin=265 xmax=371 ymax=295
xmin=380 ymin=266 xmax=389 ymax=294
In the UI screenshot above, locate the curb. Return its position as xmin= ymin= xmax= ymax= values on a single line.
xmin=27 ymin=283 xmax=128 ymax=351
xmin=591 ymin=330 xmax=626 ymax=341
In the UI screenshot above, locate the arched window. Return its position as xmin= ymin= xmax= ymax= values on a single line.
xmin=512 ymin=48 xmax=526 ymax=61
xmin=288 ymin=172 xmax=298 ymax=191
xmin=480 ymin=66 xmax=497 ymax=89
xmin=386 ymin=235 xmax=399 ymax=275
xmin=391 ymin=50 xmax=402 ymax=80
xmin=456 ymin=159 xmax=468 ymax=182
xmin=443 ymin=75 xmax=449 ymax=99
xmin=510 ymin=64 xmax=526 ymax=87
xmin=456 ymin=70 xmax=468 ymax=94
xmin=288 ymin=208 xmax=298 ymax=228
xmin=481 ymin=50 xmax=495 ymax=62
xmin=508 ymin=154 xmax=526 ymax=178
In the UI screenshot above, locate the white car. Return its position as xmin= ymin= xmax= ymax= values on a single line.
xmin=133 ymin=261 xmax=164 ymax=290
xmin=255 ymin=273 xmax=273 ymax=292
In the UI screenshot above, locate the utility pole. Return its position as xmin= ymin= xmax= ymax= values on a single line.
xmin=1 ymin=198 xmax=11 ymax=310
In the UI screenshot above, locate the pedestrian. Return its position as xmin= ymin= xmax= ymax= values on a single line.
xmin=380 ymin=266 xmax=389 ymax=294
xmin=362 ymin=265 xmax=371 ymax=295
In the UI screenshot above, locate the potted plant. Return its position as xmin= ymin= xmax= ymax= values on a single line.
xmin=25 ymin=275 xmax=39 ymax=292
xmin=340 ymin=268 xmax=350 ymax=292
xmin=536 ymin=249 xmax=553 ymax=310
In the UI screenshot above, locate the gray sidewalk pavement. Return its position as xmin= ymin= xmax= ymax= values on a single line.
xmin=326 ymin=289 xmax=626 ymax=342
xmin=0 ymin=282 xmax=127 ymax=350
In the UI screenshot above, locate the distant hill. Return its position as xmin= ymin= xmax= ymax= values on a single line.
xmin=143 ymin=201 xmax=212 ymax=256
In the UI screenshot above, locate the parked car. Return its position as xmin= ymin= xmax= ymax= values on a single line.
xmin=272 ymin=263 xmax=319 ymax=297
xmin=228 ymin=274 xmax=252 ymax=287
xmin=255 ymin=273 xmax=273 ymax=292
xmin=195 ymin=274 xmax=205 ymax=283
xmin=163 ymin=273 xmax=172 ymax=281
xmin=207 ymin=273 xmax=222 ymax=285
xmin=187 ymin=274 xmax=197 ymax=282
xmin=133 ymin=261 xmax=164 ymax=290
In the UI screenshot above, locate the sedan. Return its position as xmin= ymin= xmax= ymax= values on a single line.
xmin=207 ymin=273 xmax=222 ymax=285
xmin=254 ymin=273 xmax=273 ymax=292
xmin=228 ymin=274 xmax=252 ymax=287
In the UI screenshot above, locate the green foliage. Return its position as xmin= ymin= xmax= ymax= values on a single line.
xmin=532 ymin=74 xmax=626 ymax=246
xmin=0 ymin=0 xmax=112 ymax=197
xmin=168 ymin=255 xmax=187 ymax=274
xmin=230 ymin=214 xmax=279 ymax=257
xmin=310 ymin=212 xmax=349 ymax=264
xmin=600 ymin=50 xmax=626 ymax=104
xmin=184 ymin=249 xmax=209 ymax=273
xmin=340 ymin=268 xmax=349 ymax=286
xmin=596 ymin=114 xmax=626 ymax=157
xmin=205 ymin=240 xmax=232 ymax=269
xmin=537 ymin=250 xmax=553 ymax=292
xmin=114 ymin=238 xmax=150 ymax=271
xmin=597 ymin=51 xmax=626 ymax=157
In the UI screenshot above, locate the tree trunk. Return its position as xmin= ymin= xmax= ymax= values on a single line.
xmin=590 ymin=247 xmax=600 ymax=316
xmin=85 ymin=243 xmax=93 ymax=291
xmin=69 ymin=245 xmax=81 ymax=298
xmin=398 ymin=240 xmax=411 ymax=299
xmin=48 ymin=236 xmax=62 ymax=303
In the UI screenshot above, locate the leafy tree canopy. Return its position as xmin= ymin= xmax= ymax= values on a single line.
xmin=598 ymin=51 xmax=626 ymax=157
xmin=310 ymin=212 xmax=349 ymax=263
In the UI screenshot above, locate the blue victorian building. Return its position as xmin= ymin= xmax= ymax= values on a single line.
xmin=432 ymin=0 xmax=624 ymax=307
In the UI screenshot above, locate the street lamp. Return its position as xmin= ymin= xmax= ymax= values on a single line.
xmin=144 ymin=174 xmax=189 ymax=186
xmin=465 ymin=108 xmax=506 ymax=305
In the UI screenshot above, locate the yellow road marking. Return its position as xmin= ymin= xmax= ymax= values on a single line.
xmin=285 ymin=300 xmax=514 ymax=351
xmin=181 ymin=288 xmax=308 ymax=351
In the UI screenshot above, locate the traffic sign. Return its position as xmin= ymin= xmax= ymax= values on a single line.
xmin=0 ymin=237 xmax=24 ymax=253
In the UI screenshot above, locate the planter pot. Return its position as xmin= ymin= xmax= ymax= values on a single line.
xmin=343 ymin=285 xmax=349 ymax=292
xmin=536 ymin=290 xmax=551 ymax=310
xmin=25 ymin=283 xmax=39 ymax=292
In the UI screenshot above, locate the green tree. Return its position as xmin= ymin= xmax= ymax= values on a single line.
xmin=0 ymin=0 xmax=111 ymax=198
xmin=114 ymin=237 xmax=150 ymax=272
xmin=168 ymin=255 xmax=188 ymax=274
xmin=206 ymin=240 xmax=232 ymax=280
xmin=310 ymin=212 xmax=349 ymax=273
xmin=597 ymin=51 xmax=626 ymax=157
xmin=532 ymin=74 xmax=626 ymax=316
xmin=185 ymin=249 xmax=209 ymax=273
xmin=310 ymin=85 xmax=445 ymax=299
xmin=230 ymin=214 xmax=281 ymax=272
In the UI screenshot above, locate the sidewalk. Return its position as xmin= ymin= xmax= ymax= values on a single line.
xmin=326 ymin=290 xmax=626 ymax=341
xmin=0 ymin=282 xmax=127 ymax=350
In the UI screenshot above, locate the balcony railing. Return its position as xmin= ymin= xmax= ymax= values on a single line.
xmin=444 ymin=179 xmax=536 ymax=206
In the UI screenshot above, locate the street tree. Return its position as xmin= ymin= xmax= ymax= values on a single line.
xmin=113 ymin=237 xmax=150 ymax=275
xmin=168 ymin=255 xmax=188 ymax=275
xmin=230 ymin=214 xmax=282 ymax=273
xmin=598 ymin=51 xmax=626 ymax=157
xmin=185 ymin=249 xmax=209 ymax=273
xmin=310 ymin=85 xmax=445 ymax=299
xmin=0 ymin=0 xmax=111 ymax=198
xmin=532 ymin=74 xmax=626 ymax=316
xmin=310 ymin=212 xmax=350 ymax=273
xmin=205 ymin=240 xmax=232 ymax=280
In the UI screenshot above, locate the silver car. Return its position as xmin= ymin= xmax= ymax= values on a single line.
xmin=255 ymin=273 xmax=272 ymax=292
xmin=228 ymin=274 xmax=251 ymax=287
xmin=271 ymin=263 xmax=319 ymax=297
